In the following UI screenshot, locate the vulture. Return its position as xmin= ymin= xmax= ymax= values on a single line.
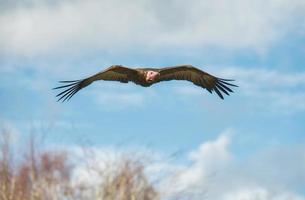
xmin=53 ymin=65 xmax=237 ymax=102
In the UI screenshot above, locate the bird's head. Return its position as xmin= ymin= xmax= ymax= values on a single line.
xmin=145 ymin=71 xmax=160 ymax=82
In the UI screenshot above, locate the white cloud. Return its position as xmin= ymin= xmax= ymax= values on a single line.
xmin=1 ymin=0 xmax=305 ymax=56
xmin=160 ymin=130 xmax=233 ymax=198
xmin=157 ymin=130 xmax=305 ymax=200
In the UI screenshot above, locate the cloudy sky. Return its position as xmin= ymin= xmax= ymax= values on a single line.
xmin=1 ymin=0 xmax=305 ymax=199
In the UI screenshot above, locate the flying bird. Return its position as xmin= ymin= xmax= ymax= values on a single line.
xmin=53 ymin=65 xmax=237 ymax=102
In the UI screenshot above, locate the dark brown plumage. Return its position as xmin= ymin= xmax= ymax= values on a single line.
xmin=53 ymin=65 xmax=238 ymax=102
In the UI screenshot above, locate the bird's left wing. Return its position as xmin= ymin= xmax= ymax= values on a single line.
xmin=53 ymin=65 xmax=138 ymax=102
xmin=156 ymin=65 xmax=238 ymax=99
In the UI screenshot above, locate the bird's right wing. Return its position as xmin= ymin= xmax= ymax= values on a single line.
xmin=157 ymin=65 xmax=238 ymax=99
xmin=53 ymin=65 xmax=138 ymax=102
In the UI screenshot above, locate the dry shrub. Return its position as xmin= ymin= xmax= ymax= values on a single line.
xmin=99 ymin=158 xmax=159 ymax=200
xmin=0 ymin=128 xmax=72 ymax=200
xmin=0 ymin=128 xmax=159 ymax=200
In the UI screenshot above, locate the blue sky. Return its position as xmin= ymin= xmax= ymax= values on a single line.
xmin=1 ymin=0 xmax=305 ymax=199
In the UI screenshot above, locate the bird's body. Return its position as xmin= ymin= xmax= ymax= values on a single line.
xmin=54 ymin=65 xmax=238 ymax=102
xmin=129 ymin=68 xmax=160 ymax=87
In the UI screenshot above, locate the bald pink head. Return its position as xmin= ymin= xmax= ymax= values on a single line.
xmin=146 ymin=71 xmax=160 ymax=82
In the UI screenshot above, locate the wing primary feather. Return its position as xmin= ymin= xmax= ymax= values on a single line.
xmin=65 ymin=87 xmax=81 ymax=102
xmin=217 ymin=81 xmax=233 ymax=92
xmin=68 ymin=87 xmax=81 ymax=101
xmin=53 ymin=82 xmax=78 ymax=90
xmin=218 ymin=78 xmax=235 ymax=81
xmin=56 ymin=84 xmax=77 ymax=97
xmin=215 ymin=83 xmax=230 ymax=95
xmin=62 ymin=86 xmax=80 ymax=102
xmin=57 ymin=86 xmax=78 ymax=102
xmin=206 ymin=88 xmax=212 ymax=94
xmin=59 ymin=80 xmax=80 ymax=83
xmin=57 ymin=89 xmax=74 ymax=102
xmin=55 ymin=79 xmax=87 ymax=102
xmin=219 ymin=80 xmax=238 ymax=87
xmin=213 ymin=87 xmax=224 ymax=99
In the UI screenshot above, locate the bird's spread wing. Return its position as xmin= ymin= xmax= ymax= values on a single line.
xmin=53 ymin=65 xmax=138 ymax=102
xmin=157 ymin=65 xmax=238 ymax=99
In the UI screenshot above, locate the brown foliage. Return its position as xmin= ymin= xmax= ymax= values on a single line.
xmin=0 ymin=128 xmax=159 ymax=200
xmin=100 ymin=159 xmax=159 ymax=200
